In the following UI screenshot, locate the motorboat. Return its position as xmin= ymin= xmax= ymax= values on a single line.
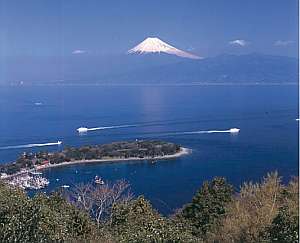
xmin=94 ymin=176 xmax=105 ymax=185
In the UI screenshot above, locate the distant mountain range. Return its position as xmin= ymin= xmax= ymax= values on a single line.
xmin=1 ymin=50 xmax=298 ymax=85
xmin=107 ymin=53 xmax=298 ymax=84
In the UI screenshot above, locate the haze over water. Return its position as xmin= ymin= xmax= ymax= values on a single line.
xmin=0 ymin=85 xmax=298 ymax=214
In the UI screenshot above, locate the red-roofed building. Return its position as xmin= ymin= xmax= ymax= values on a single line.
xmin=41 ymin=160 xmax=49 ymax=166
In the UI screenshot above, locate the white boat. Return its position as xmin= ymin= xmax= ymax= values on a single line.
xmin=9 ymin=174 xmax=49 ymax=190
xmin=229 ymin=128 xmax=240 ymax=133
xmin=77 ymin=127 xmax=88 ymax=133
xmin=61 ymin=185 xmax=70 ymax=188
xmin=31 ymin=171 xmax=43 ymax=175
xmin=94 ymin=176 xmax=105 ymax=185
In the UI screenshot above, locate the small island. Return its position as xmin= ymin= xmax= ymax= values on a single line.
xmin=0 ymin=140 xmax=189 ymax=188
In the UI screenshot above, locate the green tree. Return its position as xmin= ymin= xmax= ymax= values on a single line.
xmin=181 ymin=177 xmax=234 ymax=237
xmin=266 ymin=206 xmax=299 ymax=243
xmin=0 ymin=183 xmax=101 ymax=242
xmin=263 ymin=176 xmax=299 ymax=243
xmin=110 ymin=196 xmax=197 ymax=242
xmin=0 ymin=183 xmax=40 ymax=242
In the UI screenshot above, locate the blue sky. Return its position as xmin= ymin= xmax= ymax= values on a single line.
xmin=0 ymin=0 xmax=298 ymax=57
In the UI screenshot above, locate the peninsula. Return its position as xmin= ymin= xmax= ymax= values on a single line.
xmin=0 ymin=140 xmax=189 ymax=179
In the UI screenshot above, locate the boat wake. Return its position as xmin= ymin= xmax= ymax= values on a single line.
xmin=159 ymin=128 xmax=240 ymax=137
xmin=77 ymin=124 xmax=137 ymax=133
xmin=0 ymin=141 xmax=62 ymax=150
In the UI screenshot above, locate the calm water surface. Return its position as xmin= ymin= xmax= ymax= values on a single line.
xmin=0 ymin=85 xmax=298 ymax=214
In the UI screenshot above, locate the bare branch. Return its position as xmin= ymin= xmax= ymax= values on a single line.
xmin=68 ymin=180 xmax=132 ymax=226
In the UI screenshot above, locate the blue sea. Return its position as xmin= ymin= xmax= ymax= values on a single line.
xmin=0 ymin=85 xmax=298 ymax=214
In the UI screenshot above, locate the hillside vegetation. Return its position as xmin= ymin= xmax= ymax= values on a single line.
xmin=0 ymin=172 xmax=298 ymax=242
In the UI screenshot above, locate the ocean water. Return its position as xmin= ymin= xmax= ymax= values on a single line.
xmin=0 ymin=85 xmax=298 ymax=214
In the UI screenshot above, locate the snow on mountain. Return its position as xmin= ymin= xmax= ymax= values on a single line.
xmin=127 ymin=37 xmax=201 ymax=59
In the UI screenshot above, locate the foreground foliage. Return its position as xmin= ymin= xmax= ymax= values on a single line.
xmin=110 ymin=196 xmax=198 ymax=242
xmin=0 ymin=172 xmax=298 ymax=242
xmin=0 ymin=184 xmax=102 ymax=242
xmin=181 ymin=177 xmax=234 ymax=238
xmin=209 ymin=173 xmax=299 ymax=243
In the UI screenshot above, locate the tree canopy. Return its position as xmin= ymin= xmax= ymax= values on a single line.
xmin=0 ymin=172 xmax=298 ymax=243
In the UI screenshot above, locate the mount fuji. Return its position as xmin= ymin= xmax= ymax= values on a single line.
xmin=128 ymin=37 xmax=201 ymax=60
xmin=1 ymin=37 xmax=297 ymax=85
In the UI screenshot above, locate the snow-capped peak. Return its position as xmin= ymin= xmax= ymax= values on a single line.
xmin=128 ymin=37 xmax=201 ymax=59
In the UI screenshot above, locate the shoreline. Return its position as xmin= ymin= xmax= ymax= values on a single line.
xmin=36 ymin=147 xmax=190 ymax=171
xmin=4 ymin=82 xmax=298 ymax=87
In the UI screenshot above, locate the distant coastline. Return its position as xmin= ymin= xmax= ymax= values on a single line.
xmin=4 ymin=82 xmax=298 ymax=87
